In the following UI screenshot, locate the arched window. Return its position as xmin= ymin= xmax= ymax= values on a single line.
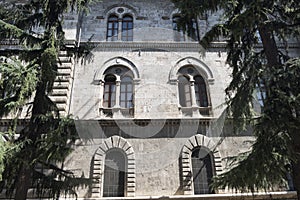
xmin=103 ymin=75 xmax=116 ymax=108
xmin=107 ymin=15 xmax=119 ymax=41
xmin=191 ymin=148 xmax=214 ymax=194
xmin=178 ymin=75 xmax=192 ymax=107
xmin=107 ymin=13 xmax=134 ymax=41
xmin=177 ymin=66 xmax=211 ymax=116
xmin=103 ymin=149 xmax=126 ymax=197
xmin=120 ymin=76 xmax=133 ymax=108
xmin=194 ymin=75 xmax=208 ymax=107
xmin=100 ymin=65 xmax=135 ymax=117
xmin=121 ymin=15 xmax=133 ymax=41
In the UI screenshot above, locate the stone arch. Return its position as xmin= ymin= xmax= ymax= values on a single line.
xmin=169 ymin=57 xmax=214 ymax=84
xmin=104 ymin=4 xmax=138 ymax=19
xmin=92 ymin=136 xmax=135 ymax=197
xmin=94 ymin=57 xmax=140 ymax=83
xmin=181 ymin=134 xmax=223 ymax=195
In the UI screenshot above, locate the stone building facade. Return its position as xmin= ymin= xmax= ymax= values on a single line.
xmin=59 ymin=0 xmax=250 ymax=198
xmin=0 ymin=0 xmax=299 ymax=199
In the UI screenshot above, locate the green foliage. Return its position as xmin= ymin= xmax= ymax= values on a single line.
xmin=0 ymin=57 xmax=38 ymax=117
xmin=1 ymin=116 xmax=90 ymax=199
xmin=0 ymin=133 xmax=10 ymax=181
xmin=0 ymin=0 xmax=97 ymax=199
xmin=173 ymin=0 xmax=300 ymax=194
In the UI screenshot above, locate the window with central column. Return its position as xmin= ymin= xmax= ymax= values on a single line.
xmin=101 ymin=66 xmax=134 ymax=117
xmin=177 ymin=66 xmax=211 ymax=116
xmin=107 ymin=13 xmax=134 ymax=41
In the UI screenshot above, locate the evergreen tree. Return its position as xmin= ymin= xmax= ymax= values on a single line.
xmin=172 ymin=0 xmax=300 ymax=198
xmin=0 ymin=0 xmax=94 ymax=199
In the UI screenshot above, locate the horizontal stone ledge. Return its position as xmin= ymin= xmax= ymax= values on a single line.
xmin=42 ymin=192 xmax=291 ymax=200
xmin=1 ymin=191 xmax=296 ymax=200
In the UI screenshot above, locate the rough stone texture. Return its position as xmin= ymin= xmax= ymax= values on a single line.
xmin=70 ymin=50 xmax=228 ymax=119
xmin=62 ymin=0 xmax=300 ymax=193
xmin=0 ymin=0 xmax=299 ymax=199
xmin=63 ymin=136 xmax=255 ymax=197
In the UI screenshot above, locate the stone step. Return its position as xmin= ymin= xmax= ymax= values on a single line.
xmin=56 ymin=104 xmax=66 ymax=111
xmin=50 ymin=89 xmax=68 ymax=96
xmin=53 ymin=82 xmax=69 ymax=89
xmin=57 ymin=67 xmax=72 ymax=72
xmin=55 ymin=76 xmax=71 ymax=82
xmin=58 ymin=62 xmax=73 ymax=69
xmin=57 ymin=68 xmax=72 ymax=76
xmin=58 ymin=56 xmax=73 ymax=63
xmin=50 ymin=96 xmax=68 ymax=104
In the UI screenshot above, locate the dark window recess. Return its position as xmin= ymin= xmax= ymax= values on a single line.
xmin=191 ymin=148 xmax=214 ymax=194
xmin=194 ymin=75 xmax=209 ymax=107
xmin=103 ymin=75 xmax=116 ymax=108
xmin=103 ymin=150 xmax=126 ymax=197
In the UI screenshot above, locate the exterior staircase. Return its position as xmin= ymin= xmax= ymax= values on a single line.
xmin=49 ymin=50 xmax=75 ymax=117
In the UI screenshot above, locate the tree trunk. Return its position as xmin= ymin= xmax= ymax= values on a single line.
xmin=14 ymin=164 xmax=32 ymax=200
xmin=14 ymin=85 xmax=45 ymax=200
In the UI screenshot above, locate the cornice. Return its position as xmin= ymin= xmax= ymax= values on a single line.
xmin=1 ymin=39 xmax=299 ymax=52
xmin=68 ymin=40 xmax=300 ymax=52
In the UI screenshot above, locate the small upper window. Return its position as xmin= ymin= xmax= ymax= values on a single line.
xmin=172 ymin=16 xmax=185 ymax=41
xmin=107 ymin=15 xmax=119 ymax=41
xmin=107 ymin=14 xmax=134 ymax=41
xmin=121 ymin=15 xmax=133 ymax=41
xmin=172 ymin=15 xmax=198 ymax=41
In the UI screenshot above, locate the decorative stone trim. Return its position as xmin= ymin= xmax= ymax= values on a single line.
xmin=169 ymin=57 xmax=214 ymax=83
xmin=92 ymin=136 xmax=136 ymax=197
xmin=94 ymin=56 xmax=140 ymax=82
xmin=103 ymin=4 xmax=138 ymax=18
xmin=181 ymin=134 xmax=223 ymax=195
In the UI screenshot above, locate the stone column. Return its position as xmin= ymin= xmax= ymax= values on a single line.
xmin=113 ymin=76 xmax=122 ymax=118
xmin=115 ymin=78 xmax=121 ymax=107
xmin=118 ymin=18 xmax=122 ymax=40
xmin=190 ymin=79 xmax=197 ymax=107
xmin=190 ymin=77 xmax=201 ymax=117
xmin=99 ymin=80 xmax=105 ymax=116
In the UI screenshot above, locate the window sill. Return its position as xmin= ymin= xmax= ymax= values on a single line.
xmin=179 ymin=106 xmax=212 ymax=117
xmin=100 ymin=107 xmax=134 ymax=118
